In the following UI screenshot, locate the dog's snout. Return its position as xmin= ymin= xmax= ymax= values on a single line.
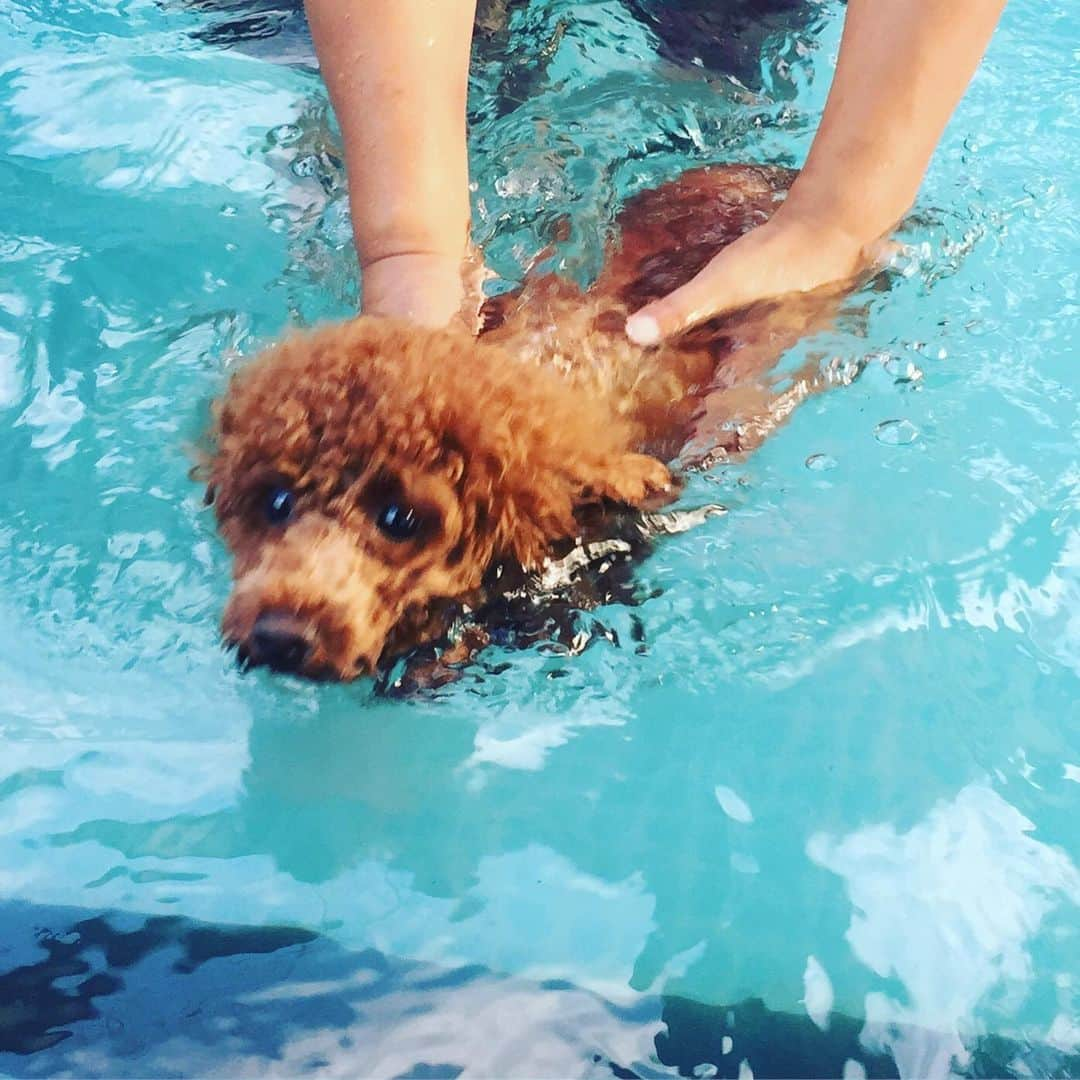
xmin=247 ymin=611 xmax=315 ymax=674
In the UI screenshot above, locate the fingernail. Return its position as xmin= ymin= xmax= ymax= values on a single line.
xmin=626 ymin=312 xmax=661 ymax=346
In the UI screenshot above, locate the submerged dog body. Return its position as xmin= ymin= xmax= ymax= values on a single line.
xmin=209 ymin=164 xmax=822 ymax=680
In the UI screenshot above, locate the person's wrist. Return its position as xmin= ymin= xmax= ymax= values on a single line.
xmin=360 ymin=252 xmax=464 ymax=326
xmin=359 ymin=245 xmax=490 ymax=334
xmin=765 ymin=196 xmax=891 ymax=285
xmin=350 ymin=190 xmax=471 ymax=271
xmin=359 ymin=248 xmax=464 ymax=275
xmin=778 ymin=166 xmax=910 ymax=257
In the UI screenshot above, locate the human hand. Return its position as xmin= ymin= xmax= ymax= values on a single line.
xmin=360 ymin=248 xmax=488 ymax=333
xmin=622 ymin=0 xmax=1006 ymax=346
xmin=624 ymin=209 xmax=888 ymax=346
xmin=361 ymin=253 xmax=468 ymax=329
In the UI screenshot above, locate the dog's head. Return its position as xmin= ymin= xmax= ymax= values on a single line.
xmin=207 ymin=317 xmax=671 ymax=680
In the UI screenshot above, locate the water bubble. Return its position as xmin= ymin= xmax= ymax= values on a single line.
xmin=882 ymin=356 xmax=924 ymax=384
xmin=874 ymin=419 xmax=919 ymax=446
xmin=693 ymin=1066 xmax=718 ymax=1079
xmin=291 ymin=154 xmax=319 ymax=179
xmin=266 ymin=123 xmax=301 ymax=147
xmin=317 ymin=200 xmax=353 ymax=247
xmin=805 ymin=453 xmax=837 ymax=471
xmin=494 ymin=164 xmax=565 ymax=201
xmin=219 ymin=204 xmax=237 ymax=218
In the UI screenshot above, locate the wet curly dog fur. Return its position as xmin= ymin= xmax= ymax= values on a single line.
xmin=208 ymin=164 xmax=840 ymax=681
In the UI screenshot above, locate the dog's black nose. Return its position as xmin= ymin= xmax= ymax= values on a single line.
xmin=247 ymin=611 xmax=314 ymax=673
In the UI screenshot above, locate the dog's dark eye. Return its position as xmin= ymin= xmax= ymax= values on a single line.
xmin=376 ymin=502 xmax=419 ymax=542
xmin=264 ymin=486 xmax=296 ymax=526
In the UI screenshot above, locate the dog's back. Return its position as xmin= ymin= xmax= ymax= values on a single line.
xmin=481 ymin=164 xmax=835 ymax=462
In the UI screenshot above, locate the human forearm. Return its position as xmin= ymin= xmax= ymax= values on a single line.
xmin=305 ymin=0 xmax=477 ymax=268
xmin=781 ymin=0 xmax=1006 ymax=242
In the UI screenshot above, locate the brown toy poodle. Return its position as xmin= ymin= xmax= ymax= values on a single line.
xmin=207 ymin=164 xmax=847 ymax=681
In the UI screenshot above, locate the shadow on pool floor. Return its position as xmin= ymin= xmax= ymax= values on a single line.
xmin=0 ymin=902 xmax=1073 ymax=1078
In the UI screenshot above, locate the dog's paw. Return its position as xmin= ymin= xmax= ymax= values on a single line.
xmin=598 ymin=453 xmax=675 ymax=508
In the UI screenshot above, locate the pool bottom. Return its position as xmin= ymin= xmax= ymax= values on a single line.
xmin=0 ymin=903 xmax=1072 ymax=1078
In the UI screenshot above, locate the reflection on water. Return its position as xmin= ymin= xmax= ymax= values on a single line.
xmin=4 ymin=903 xmax=1079 ymax=1078
xmin=810 ymin=785 xmax=1080 ymax=1077
xmin=0 ymin=902 xmax=658 ymax=1076
xmin=6 ymin=653 xmax=1077 ymax=1074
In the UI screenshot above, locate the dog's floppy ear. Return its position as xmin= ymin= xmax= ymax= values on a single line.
xmin=445 ymin=335 xmax=675 ymax=570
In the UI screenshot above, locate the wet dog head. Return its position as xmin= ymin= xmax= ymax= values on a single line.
xmin=207 ymin=317 xmax=671 ymax=680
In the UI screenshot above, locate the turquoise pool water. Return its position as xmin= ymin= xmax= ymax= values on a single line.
xmin=1 ymin=0 xmax=1078 ymax=1075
